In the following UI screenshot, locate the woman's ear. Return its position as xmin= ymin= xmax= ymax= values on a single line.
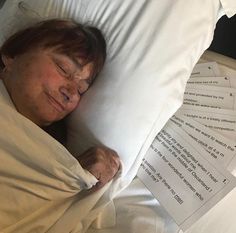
xmin=1 ymin=54 xmax=14 ymax=71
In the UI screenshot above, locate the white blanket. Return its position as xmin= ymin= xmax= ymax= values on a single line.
xmin=0 ymin=80 xmax=110 ymax=233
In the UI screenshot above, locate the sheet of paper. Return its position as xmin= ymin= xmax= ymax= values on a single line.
xmin=183 ymin=87 xmax=236 ymax=110
xmin=170 ymin=113 xmax=236 ymax=170
xmin=187 ymin=76 xmax=231 ymax=87
xmin=218 ymin=63 xmax=236 ymax=88
xmin=186 ymin=84 xmax=236 ymax=93
xmin=137 ymin=121 xmax=236 ymax=231
xmin=179 ymin=106 xmax=236 ymax=141
xmin=191 ymin=62 xmax=221 ymax=77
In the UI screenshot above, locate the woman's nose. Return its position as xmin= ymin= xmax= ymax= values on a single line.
xmin=59 ymin=85 xmax=78 ymax=103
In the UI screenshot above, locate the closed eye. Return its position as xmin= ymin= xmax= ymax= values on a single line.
xmin=57 ymin=62 xmax=69 ymax=76
xmin=58 ymin=63 xmax=67 ymax=74
xmin=53 ymin=58 xmax=70 ymax=77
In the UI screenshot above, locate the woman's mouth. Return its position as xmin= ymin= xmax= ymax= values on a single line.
xmin=45 ymin=92 xmax=65 ymax=113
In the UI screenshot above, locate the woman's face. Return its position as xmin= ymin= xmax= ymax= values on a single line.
xmin=2 ymin=47 xmax=94 ymax=126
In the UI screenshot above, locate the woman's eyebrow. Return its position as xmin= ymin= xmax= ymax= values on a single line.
xmin=66 ymin=55 xmax=83 ymax=70
xmin=69 ymin=57 xmax=94 ymax=84
xmin=53 ymin=52 xmax=82 ymax=70
xmin=62 ymin=54 xmax=93 ymax=84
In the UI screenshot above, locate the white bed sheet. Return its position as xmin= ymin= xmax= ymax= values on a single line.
xmin=87 ymin=177 xmax=179 ymax=233
xmin=87 ymin=51 xmax=236 ymax=233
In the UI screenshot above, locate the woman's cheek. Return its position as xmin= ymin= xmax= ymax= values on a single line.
xmin=68 ymin=98 xmax=80 ymax=113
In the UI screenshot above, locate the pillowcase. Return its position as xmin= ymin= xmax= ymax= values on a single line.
xmin=65 ymin=0 xmax=223 ymax=179
xmin=220 ymin=0 xmax=236 ymax=17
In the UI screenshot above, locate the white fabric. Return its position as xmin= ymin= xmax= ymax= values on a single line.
xmin=220 ymin=0 xmax=236 ymax=17
xmin=87 ymin=177 xmax=180 ymax=233
xmin=0 ymin=79 xmax=100 ymax=232
xmin=66 ymin=0 xmax=224 ymax=179
xmin=0 ymin=0 xmax=231 ymax=232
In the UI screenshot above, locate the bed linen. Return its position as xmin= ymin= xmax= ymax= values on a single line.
xmin=0 ymin=79 xmax=104 ymax=232
xmin=220 ymin=0 xmax=236 ymax=17
xmin=0 ymin=1 xmax=236 ymax=233
xmin=87 ymin=51 xmax=236 ymax=233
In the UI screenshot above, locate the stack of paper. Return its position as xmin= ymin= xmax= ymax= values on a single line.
xmin=137 ymin=62 xmax=236 ymax=231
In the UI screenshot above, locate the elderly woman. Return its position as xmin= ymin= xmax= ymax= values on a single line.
xmin=0 ymin=19 xmax=120 ymax=191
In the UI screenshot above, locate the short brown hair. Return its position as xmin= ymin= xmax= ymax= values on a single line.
xmin=0 ymin=19 xmax=106 ymax=81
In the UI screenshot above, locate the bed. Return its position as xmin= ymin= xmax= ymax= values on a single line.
xmin=0 ymin=0 xmax=236 ymax=233
xmin=85 ymin=50 xmax=236 ymax=233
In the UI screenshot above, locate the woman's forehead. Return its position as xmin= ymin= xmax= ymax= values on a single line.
xmin=51 ymin=46 xmax=93 ymax=67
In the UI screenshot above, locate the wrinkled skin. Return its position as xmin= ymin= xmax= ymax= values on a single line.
xmin=77 ymin=146 xmax=121 ymax=191
xmin=1 ymin=48 xmax=92 ymax=126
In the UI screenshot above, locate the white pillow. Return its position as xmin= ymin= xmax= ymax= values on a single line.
xmin=220 ymin=0 xmax=236 ymax=17
xmin=65 ymin=0 xmax=223 ymax=180
xmin=0 ymin=0 xmax=229 ymax=183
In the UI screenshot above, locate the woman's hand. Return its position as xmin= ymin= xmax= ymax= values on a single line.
xmin=77 ymin=146 xmax=121 ymax=191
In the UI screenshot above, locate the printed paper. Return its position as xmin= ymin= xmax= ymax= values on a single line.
xmin=183 ymin=88 xmax=235 ymax=110
xmin=187 ymin=76 xmax=231 ymax=87
xmin=170 ymin=113 xmax=236 ymax=170
xmin=179 ymin=106 xmax=236 ymax=141
xmin=137 ymin=122 xmax=235 ymax=231
xmin=191 ymin=62 xmax=221 ymax=77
